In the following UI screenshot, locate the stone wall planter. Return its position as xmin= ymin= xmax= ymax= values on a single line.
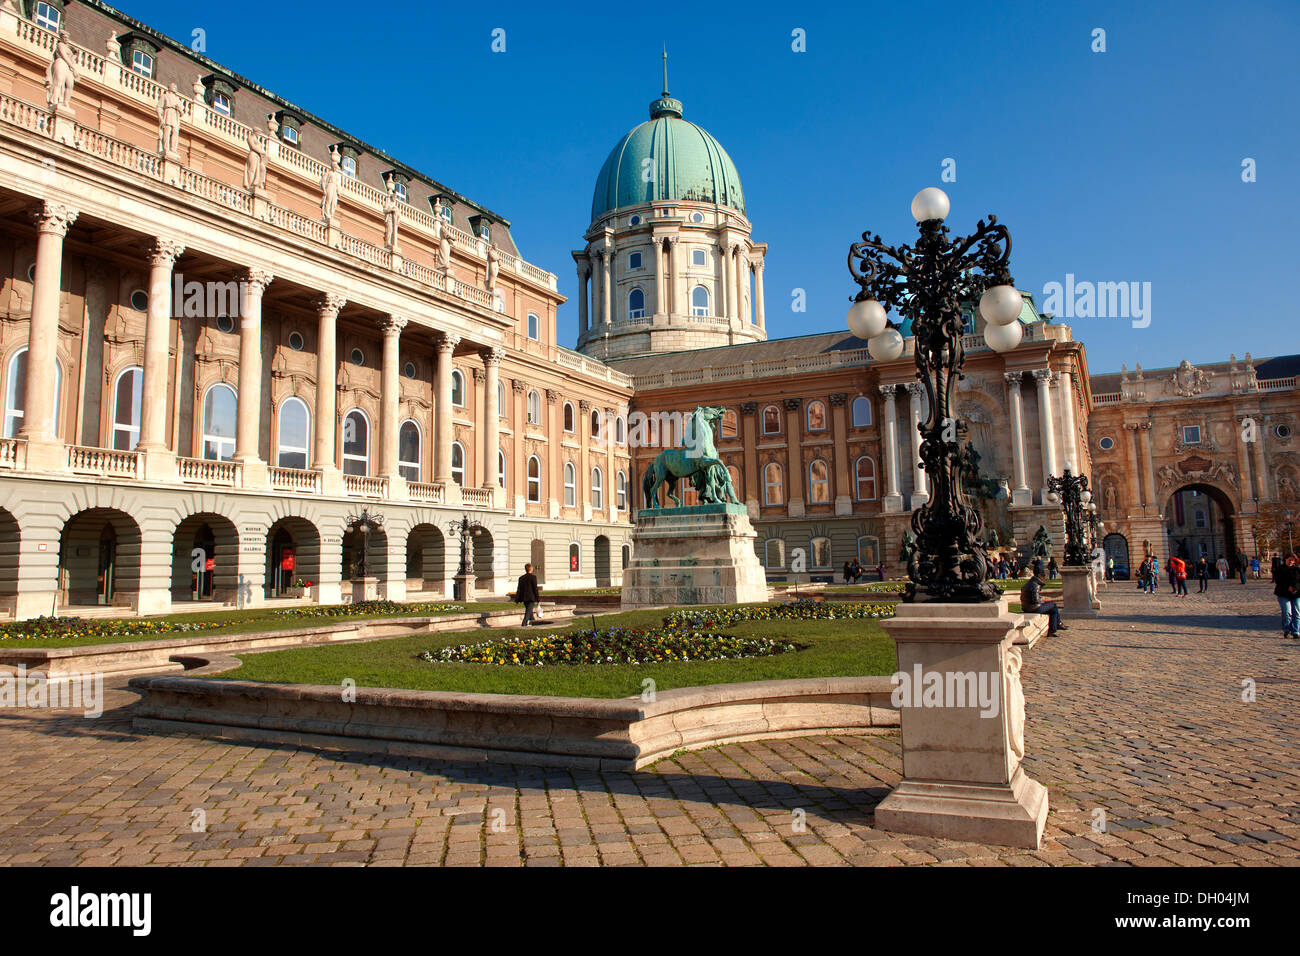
xmin=128 ymin=673 xmax=900 ymax=771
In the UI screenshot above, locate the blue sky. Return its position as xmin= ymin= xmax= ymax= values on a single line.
xmin=118 ymin=0 xmax=1298 ymax=375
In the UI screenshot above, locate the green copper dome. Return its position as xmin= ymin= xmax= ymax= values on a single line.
xmin=591 ymin=90 xmax=746 ymax=222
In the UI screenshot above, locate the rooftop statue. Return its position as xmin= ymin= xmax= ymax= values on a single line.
xmin=45 ymin=30 xmax=77 ymax=112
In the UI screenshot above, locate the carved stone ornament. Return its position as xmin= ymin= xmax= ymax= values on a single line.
xmin=1005 ymin=646 xmax=1026 ymax=761
xmin=1168 ymin=359 xmax=1212 ymax=397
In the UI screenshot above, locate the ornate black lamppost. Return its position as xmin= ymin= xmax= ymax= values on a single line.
xmin=344 ymin=508 xmax=384 ymax=579
xmin=847 ymin=187 xmax=1023 ymax=602
xmin=1047 ymin=468 xmax=1091 ymax=567
xmin=446 ymin=513 xmax=488 ymax=601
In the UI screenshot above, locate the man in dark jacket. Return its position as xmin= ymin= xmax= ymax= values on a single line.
xmin=1021 ymin=566 xmax=1065 ymax=635
xmin=1196 ymin=557 xmax=1210 ymax=593
xmin=516 ymin=563 xmax=541 ymax=626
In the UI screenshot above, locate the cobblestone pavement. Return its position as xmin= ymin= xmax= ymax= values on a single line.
xmin=1 ymin=581 xmax=1296 ymax=866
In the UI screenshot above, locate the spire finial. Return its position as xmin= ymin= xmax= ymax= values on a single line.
xmin=662 ymin=46 xmax=669 ymax=96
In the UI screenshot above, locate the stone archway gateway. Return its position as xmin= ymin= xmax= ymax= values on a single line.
xmin=1164 ymin=483 xmax=1237 ymax=565
xmin=265 ymin=516 xmax=321 ymax=599
xmin=594 ymin=535 xmax=611 ymax=587
xmin=1102 ymin=532 xmax=1130 ymax=578
xmin=406 ymin=523 xmax=447 ymax=596
xmin=0 ymin=507 xmax=18 ymax=617
xmin=171 ymin=513 xmax=239 ymax=603
xmin=58 ymin=508 xmax=142 ymax=609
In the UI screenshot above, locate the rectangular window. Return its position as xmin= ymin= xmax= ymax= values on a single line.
xmin=1182 ymin=425 xmax=1201 ymax=445
xmin=283 ymin=126 xmax=300 ymax=145
xmin=212 ymin=92 xmax=232 ymax=117
xmin=628 ymin=252 xmax=642 ymax=269
xmin=691 ymin=249 xmax=707 ymax=267
xmin=131 ymin=50 xmax=154 ymax=78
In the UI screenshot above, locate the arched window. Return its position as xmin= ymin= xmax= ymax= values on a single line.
xmin=527 ymin=312 xmax=539 ymax=340
xmin=806 ymin=400 xmax=828 ymax=432
xmin=854 ymin=456 xmax=877 ymax=501
xmin=277 ymin=397 xmax=310 ymax=469
xmin=451 ymin=441 xmax=465 ymax=485
xmin=498 ymin=448 xmax=506 ymax=488
xmin=527 ymin=455 xmax=541 ymax=502
xmin=764 ymin=462 xmax=784 ymax=506
xmin=569 ymin=542 xmax=581 ymax=573
xmin=3 ymin=347 xmax=60 ymax=439
xmin=727 ymin=465 xmax=741 ymax=497
xmin=342 ymin=408 xmax=369 ymax=475
xmin=111 ymin=366 xmax=143 ymax=450
xmin=628 ymin=288 xmax=646 ymax=319
xmin=451 ymin=369 xmax=465 ymax=407
xmin=563 ymin=401 xmax=574 ymax=432
xmin=563 ymin=462 xmax=577 ymax=508
xmin=592 ymin=467 xmax=604 ymax=509
xmin=201 ymin=383 xmax=237 ymax=461
xmin=398 ymin=420 xmax=421 ymax=482
xmin=762 ymin=404 xmax=781 ymax=435
xmin=616 ymin=471 xmax=627 ymax=510
xmin=810 ymin=537 xmax=832 ymax=568
xmin=528 ymin=390 xmax=542 ymax=425
xmin=764 ymin=539 xmax=785 ymax=569
xmin=616 ymin=416 xmax=626 ymax=444
xmin=498 ymin=380 xmax=506 ymax=418
xmin=621 ymin=543 xmax=631 ymax=569
xmin=857 ymin=536 xmax=880 ymax=565
xmin=591 ymin=408 xmax=601 ymax=438
xmin=851 ymin=395 xmax=872 ymax=427
xmin=808 ymin=458 xmax=831 ymax=504
xmin=691 ymin=285 xmax=710 ymax=316
xmin=721 ymin=408 xmax=739 ymax=438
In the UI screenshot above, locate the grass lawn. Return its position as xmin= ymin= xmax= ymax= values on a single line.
xmin=215 ymin=604 xmax=899 ymax=698
xmin=0 ymin=602 xmax=518 ymax=649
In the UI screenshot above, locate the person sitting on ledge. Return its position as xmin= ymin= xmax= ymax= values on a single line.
xmin=1021 ymin=565 xmax=1066 ymax=635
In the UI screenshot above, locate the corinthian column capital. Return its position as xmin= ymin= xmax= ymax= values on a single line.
xmin=148 ymin=238 xmax=185 ymax=267
xmin=436 ymin=331 xmax=461 ymax=353
xmin=380 ymin=314 xmax=408 ymax=335
xmin=1032 ymin=368 xmax=1054 ymax=384
xmin=313 ymin=292 xmax=347 ymax=317
xmin=241 ymin=268 xmax=274 ymax=295
xmin=878 ymin=383 xmax=897 ymax=399
xmin=1003 ymin=371 xmax=1023 ymax=387
xmin=33 ymin=201 xmax=78 ymax=236
xmin=480 ymin=345 xmax=505 ymax=367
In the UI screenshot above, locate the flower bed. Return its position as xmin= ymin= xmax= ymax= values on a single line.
xmin=861 ymin=582 xmax=908 ymax=594
xmin=662 ymin=601 xmax=896 ymax=630
xmin=423 ymin=627 xmax=804 ymax=666
xmin=0 ymin=615 xmax=230 ymax=642
xmin=270 ymin=601 xmax=463 ymax=619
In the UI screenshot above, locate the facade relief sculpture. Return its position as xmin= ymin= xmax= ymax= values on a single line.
xmin=1168 ymin=359 xmax=1212 ymax=397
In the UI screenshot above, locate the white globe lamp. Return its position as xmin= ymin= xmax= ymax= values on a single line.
xmin=847 ymin=298 xmax=888 ymax=340
xmin=910 ymin=187 xmax=950 ymax=223
xmin=979 ymin=285 xmax=1023 ymax=326
xmin=984 ymin=318 xmax=1023 ymax=352
xmin=868 ymin=327 xmax=905 ymax=361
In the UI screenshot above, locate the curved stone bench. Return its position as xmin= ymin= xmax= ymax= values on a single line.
xmin=128 ymin=671 xmax=899 ymax=771
xmin=0 ymin=603 xmax=575 ymax=680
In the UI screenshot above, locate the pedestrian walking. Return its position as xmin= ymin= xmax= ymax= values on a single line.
xmin=1216 ymin=556 xmax=1228 ymax=581
xmin=1196 ymin=557 xmax=1210 ymax=593
xmin=1047 ymin=556 xmax=1058 ymax=581
xmin=1251 ymin=556 xmax=1261 ymax=579
xmin=514 ymin=562 xmax=542 ymax=626
xmin=1273 ymin=553 xmax=1300 ymax=639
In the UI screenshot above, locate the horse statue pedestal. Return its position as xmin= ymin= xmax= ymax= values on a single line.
xmin=620 ymin=503 xmax=769 ymax=610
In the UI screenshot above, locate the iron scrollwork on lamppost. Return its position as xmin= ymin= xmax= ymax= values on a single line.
xmin=344 ymin=508 xmax=384 ymax=579
xmin=446 ymin=513 xmax=487 ymax=600
xmin=1048 ymin=467 xmax=1091 ymax=567
xmin=846 ymin=187 xmax=1024 ymax=603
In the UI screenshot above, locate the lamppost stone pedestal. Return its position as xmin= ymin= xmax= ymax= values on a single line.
xmin=1060 ymin=566 xmax=1099 ymax=618
xmin=351 ymin=577 xmax=378 ymax=603
xmin=875 ymin=598 xmax=1049 ymax=849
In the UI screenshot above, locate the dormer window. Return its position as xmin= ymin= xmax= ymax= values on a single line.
xmin=130 ymin=49 xmax=154 ymax=78
xmin=394 ymin=181 xmax=407 ymax=201
xmin=468 ymin=214 xmax=493 ymax=242
xmin=275 ymin=110 xmax=303 ymax=148
xmin=34 ymin=2 xmax=60 ymax=31
xmin=383 ymin=171 xmax=410 ymax=203
xmin=200 ymin=75 xmax=238 ymax=119
xmin=334 ymin=144 xmax=360 ymax=178
xmin=342 ymin=156 xmax=357 ymax=177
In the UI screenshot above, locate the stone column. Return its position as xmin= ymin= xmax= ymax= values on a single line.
xmin=20 ymin=203 xmax=78 ymax=461
xmin=1058 ymin=368 xmax=1078 ymax=470
xmin=137 ymin=239 xmax=184 ymax=457
xmin=652 ymin=238 xmax=664 ymax=316
xmin=1004 ymin=372 xmax=1031 ymax=506
xmin=905 ymin=383 xmax=928 ymax=507
xmin=1236 ymin=415 xmax=1256 ymax=506
xmin=601 ymin=250 xmax=612 ymax=328
xmin=604 ymin=405 xmax=617 ymax=521
xmin=667 ymin=237 xmax=679 ymax=315
xmin=879 ymin=384 xmax=903 ymax=513
xmin=578 ymin=399 xmax=592 ymax=519
xmin=511 ymin=378 xmax=526 ymax=513
xmin=740 ymin=402 xmax=760 ymax=517
xmin=784 ymin=397 xmax=804 ymax=516
xmin=234 ymin=269 xmax=273 ymax=469
xmin=1252 ymin=417 xmax=1270 ymax=501
xmin=830 ymin=393 xmax=851 ymax=515
xmin=546 ymin=389 xmax=561 ymax=518
xmin=754 ymin=259 xmax=766 ymax=331
xmin=378 ymin=314 xmax=406 ymax=485
xmin=1139 ymin=421 xmax=1158 ymax=516
xmin=313 ymin=293 xmax=345 ymax=487
xmin=433 ymin=332 xmax=460 ymax=497
xmin=576 ymin=262 xmax=589 ymax=336
xmin=481 ymin=346 xmax=503 ymax=505
xmin=587 ymin=251 xmax=601 ymax=326
xmin=1033 ymin=368 xmax=1058 ymax=501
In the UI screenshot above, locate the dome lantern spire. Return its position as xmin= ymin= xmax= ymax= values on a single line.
xmin=649 ymin=47 xmax=682 ymax=119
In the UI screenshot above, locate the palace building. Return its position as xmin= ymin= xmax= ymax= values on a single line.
xmin=0 ymin=2 xmax=1295 ymax=620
